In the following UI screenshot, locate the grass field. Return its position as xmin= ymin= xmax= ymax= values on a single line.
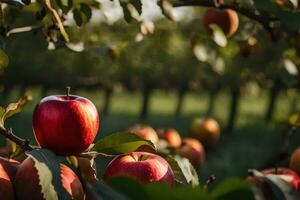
xmin=2 ymin=87 xmax=300 ymax=185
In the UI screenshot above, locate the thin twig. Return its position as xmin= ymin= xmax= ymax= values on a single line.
xmin=6 ymin=25 xmax=42 ymax=37
xmin=0 ymin=127 xmax=34 ymax=151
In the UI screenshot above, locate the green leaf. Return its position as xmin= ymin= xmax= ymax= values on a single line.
xmin=28 ymin=149 xmax=72 ymax=200
xmin=90 ymin=131 xmax=155 ymax=155
xmin=0 ymin=49 xmax=9 ymax=68
xmin=263 ymin=174 xmax=299 ymax=200
xmin=166 ymin=155 xmax=199 ymax=187
xmin=211 ymin=178 xmax=254 ymax=200
xmin=108 ymin=177 xmax=147 ymax=199
xmin=86 ymin=180 xmax=128 ymax=200
xmin=165 ymin=156 xmax=188 ymax=185
xmin=0 ymin=96 xmax=32 ymax=128
xmin=108 ymin=177 xmax=211 ymax=199
xmin=80 ymin=3 xmax=92 ymax=22
xmin=56 ymin=0 xmax=73 ymax=14
xmin=73 ymin=8 xmax=83 ymax=26
xmin=146 ymin=183 xmax=211 ymax=200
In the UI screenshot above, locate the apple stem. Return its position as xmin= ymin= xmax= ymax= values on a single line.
xmin=203 ymin=175 xmax=216 ymax=191
xmin=274 ymin=165 xmax=278 ymax=175
xmin=66 ymin=86 xmax=71 ymax=98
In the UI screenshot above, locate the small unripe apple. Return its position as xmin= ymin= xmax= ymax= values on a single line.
xmin=290 ymin=147 xmax=300 ymax=175
xmin=177 ymin=137 xmax=205 ymax=168
xmin=157 ymin=128 xmax=182 ymax=148
xmin=0 ymin=157 xmax=19 ymax=200
xmin=189 ymin=117 xmax=220 ymax=147
xmin=33 ymin=92 xmax=99 ymax=156
xmin=128 ymin=125 xmax=159 ymax=145
xmin=14 ymin=157 xmax=85 ymax=200
xmin=203 ymin=8 xmax=239 ymax=37
xmin=103 ymin=152 xmax=175 ymax=185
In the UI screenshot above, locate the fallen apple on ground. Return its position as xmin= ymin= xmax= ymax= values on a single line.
xmin=177 ymin=137 xmax=205 ymax=168
xmin=103 ymin=152 xmax=175 ymax=185
xmin=157 ymin=128 xmax=182 ymax=148
xmin=189 ymin=117 xmax=220 ymax=147
xmin=32 ymin=89 xmax=99 ymax=156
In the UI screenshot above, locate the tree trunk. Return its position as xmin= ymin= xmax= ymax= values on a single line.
xmin=175 ymin=82 xmax=188 ymax=117
xmin=226 ymin=88 xmax=240 ymax=133
xmin=102 ymin=88 xmax=112 ymax=116
xmin=140 ymin=88 xmax=151 ymax=119
xmin=265 ymin=86 xmax=280 ymax=123
xmin=206 ymin=89 xmax=217 ymax=116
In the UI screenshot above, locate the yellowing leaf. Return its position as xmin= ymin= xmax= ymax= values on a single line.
xmin=77 ymin=157 xmax=97 ymax=182
xmin=1 ymin=96 xmax=32 ymax=127
xmin=66 ymin=156 xmax=78 ymax=168
xmin=289 ymin=113 xmax=300 ymax=126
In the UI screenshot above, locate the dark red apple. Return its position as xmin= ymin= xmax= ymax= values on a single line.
xmin=203 ymin=8 xmax=239 ymax=37
xmin=103 ymin=152 xmax=175 ymax=185
xmin=0 ymin=157 xmax=19 ymax=200
xmin=14 ymin=157 xmax=85 ymax=200
xmin=33 ymin=94 xmax=99 ymax=155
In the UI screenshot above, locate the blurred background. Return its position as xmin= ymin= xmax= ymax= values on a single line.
xmin=0 ymin=0 xmax=300 ymax=185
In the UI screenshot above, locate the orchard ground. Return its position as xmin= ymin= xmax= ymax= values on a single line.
xmin=2 ymin=87 xmax=300 ymax=188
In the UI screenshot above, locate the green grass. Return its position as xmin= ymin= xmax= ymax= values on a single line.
xmin=2 ymin=87 xmax=300 ymax=185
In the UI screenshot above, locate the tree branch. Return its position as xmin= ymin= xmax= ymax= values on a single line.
xmin=6 ymin=25 xmax=42 ymax=37
xmin=172 ymin=0 xmax=279 ymax=41
xmin=0 ymin=127 xmax=34 ymax=151
xmin=43 ymin=0 xmax=69 ymax=42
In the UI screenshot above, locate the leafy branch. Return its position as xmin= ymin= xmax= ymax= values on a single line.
xmin=43 ymin=0 xmax=69 ymax=42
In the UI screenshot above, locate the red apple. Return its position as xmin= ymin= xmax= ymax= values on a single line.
xmin=103 ymin=152 xmax=175 ymax=185
xmin=261 ymin=168 xmax=300 ymax=190
xmin=189 ymin=117 xmax=220 ymax=147
xmin=14 ymin=156 xmax=85 ymax=200
xmin=33 ymin=94 xmax=99 ymax=156
xmin=0 ymin=157 xmax=19 ymax=200
xmin=177 ymin=137 xmax=205 ymax=168
xmin=157 ymin=128 xmax=182 ymax=148
xmin=128 ymin=125 xmax=159 ymax=145
xmin=247 ymin=168 xmax=300 ymax=199
xmin=203 ymin=8 xmax=239 ymax=37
